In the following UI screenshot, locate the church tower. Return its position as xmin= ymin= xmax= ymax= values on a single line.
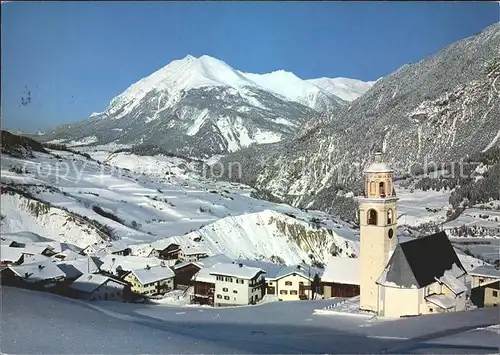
xmin=359 ymin=152 xmax=398 ymax=313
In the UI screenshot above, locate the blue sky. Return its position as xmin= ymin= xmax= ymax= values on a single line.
xmin=1 ymin=1 xmax=498 ymax=133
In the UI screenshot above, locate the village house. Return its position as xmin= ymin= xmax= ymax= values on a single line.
xmin=1 ymin=260 xmax=67 ymax=289
xmin=359 ymin=152 xmax=468 ymax=318
xmin=191 ymin=267 xmax=216 ymax=306
xmin=266 ymin=265 xmax=316 ymax=301
xmin=123 ymin=265 xmax=175 ymax=296
xmin=52 ymin=249 xmax=83 ymax=261
xmin=209 ymin=262 xmax=266 ymax=306
xmin=321 ymin=256 xmax=360 ymax=298
xmin=470 ymin=279 xmax=499 ymax=308
xmin=178 ymin=246 xmax=210 ymax=262
xmin=174 ymin=254 xmax=233 ymax=287
xmin=70 ymin=273 xmax=128 ymax=301
xmin=56 ymin=256 xmax=100 ymax=281
xmin=468 ymin=265 xmax=500 ymax=288
xmin=157 ymin=243 xmax=181 ymax=260
xmin=132 ymin=246 xmax=160 ymax=259
xmin=82 ymin=242 xmax=131 ymax=257
xmin=0 ymin=246 xmax=24 ymax=266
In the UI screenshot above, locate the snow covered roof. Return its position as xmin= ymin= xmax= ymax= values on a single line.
xmin=364 ymin=153 xmax=393 ymax=173
xmin=99 ymin=254 xmax=163 ymax=273
xmin=469 ymin=265 xmax=500 ymax=279
xmin=70 ymin=273 xmax=127 ymax=293
xmin=22 ymin=253 xmax=52 ymax=264
xmin=131 ymin=246 xmax=155 ymax=257
xmin=52 ymin=249 xmax=82 ymax=261
xmin=9 ymin=261 xmax=66 ymax=282
xmin=199 ymin=254 xmax=233 ymax=267
xmin=378 ymin=231 xmax=465 ymax=289
xmin=425 ymin=294 xmax=456 ymax=310
xmin=321 ymin=257 xmax=360 ymax=285
xmin=173 ymin=254 xmax=234 ymax=270
xmin=22 ymin=243 xmax=53 ymax=255
xmin=1 ymin=246 xmax=24 ymax=263
xmin=180 ymin=246 xmax=210 ymax=256
xmin=192 ymin=267 xmax=216 ymax=284
xmin=56 ymin=257 xmax=99 ymax=279
xmin=209 ymin=262 xmax=265 ymax=279
xmin=437 ymin=271 xmax=467 ymax=295
xmin=265 ymin=264 xmax=322 ymax=281
xmin=130 ymin=265 xmax=175 ymax=285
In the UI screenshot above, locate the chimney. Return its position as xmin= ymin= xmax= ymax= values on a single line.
xmin=374 ymin=152 xmax=383 ymax=163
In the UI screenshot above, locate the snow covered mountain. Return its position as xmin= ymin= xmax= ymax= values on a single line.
xmin=307 ymin=77 xmax=377 ymax=102
xmin=36 ymin=55 xmax=372 ymax=158
xmin=218 ymin=23 xmax=500 ymax=213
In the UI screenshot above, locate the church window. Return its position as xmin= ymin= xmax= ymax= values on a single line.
xmin=387 ymin=209 xmax=394 ymax=224
xmin=367 ymin=209 xmax=378 ymax=225
xmin=388 ymin=228 xmax=394 ymax=239
xmin=379 ymin=182 xmax=386 ymax=197
xmin=369 ymin=181 xmax=376 ymax=195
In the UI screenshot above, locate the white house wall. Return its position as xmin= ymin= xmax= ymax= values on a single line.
xmin=214 ymin=275 xmax=264 ymax=306
xmin=379 ymin=285 xmax=421 ymax=318
xmin=273 ymin=273 xmax=311 ymax=301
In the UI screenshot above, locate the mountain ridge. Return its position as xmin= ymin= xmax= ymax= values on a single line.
xmin=35 ymin=55 xmax=373 ymax=158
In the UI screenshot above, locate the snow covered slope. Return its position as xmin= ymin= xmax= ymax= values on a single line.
xmin=147 ymin=209 xmax=358 ymax=265
xmin=307 ymin=77 xmax=376 ymax=101
xmin=0 ymin=140 xmax=360 ymax=264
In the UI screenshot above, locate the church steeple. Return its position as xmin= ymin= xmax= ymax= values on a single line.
xmin=359 ymin=151 xmax=399 ymax=313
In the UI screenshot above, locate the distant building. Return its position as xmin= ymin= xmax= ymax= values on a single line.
xmin=468 ymin=265 xmax=500 ymax=289
xmin=321 ymin=256 xmax=360 ymax=298
xmin=82 ymin=242 xmax=131 ymax=257
xmin=470 ymin=279 xmax=499 ymax=308
xmin=266 ymin=265 xmax=315 ymax=301
xmin=178 ymin=246 xmax=210 ymax=262
xmin=70 ymin=273 xmax=128 ymax=301
xmin=158 ymin=243 xmax=181 ymax=260
xmin=123 ymin=265 xmax=175 ymax=296
xmin=359 ymin=152 xmax=467 ymax=317
xmin=209 ymin=262 xmax=266 ymax=306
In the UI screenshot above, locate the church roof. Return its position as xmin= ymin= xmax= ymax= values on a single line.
xmin=364 ymin=152 xmax=393 ymax=173
xmin=365 ymin=161 xmax=394 ymax=173
xmin=377 ymin=231 xmax=466 ymax=289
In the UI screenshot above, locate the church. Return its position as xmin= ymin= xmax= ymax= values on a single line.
xmin=359 ymin=152 xmax=468 ymax=318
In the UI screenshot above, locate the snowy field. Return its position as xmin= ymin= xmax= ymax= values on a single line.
xmin=444 ymin=208 xmax=500 ymax=231
xmin=1 ymin=287 xmax=498 ymax=354
xmin=394 ymin=185 xmax=451 ymax=227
